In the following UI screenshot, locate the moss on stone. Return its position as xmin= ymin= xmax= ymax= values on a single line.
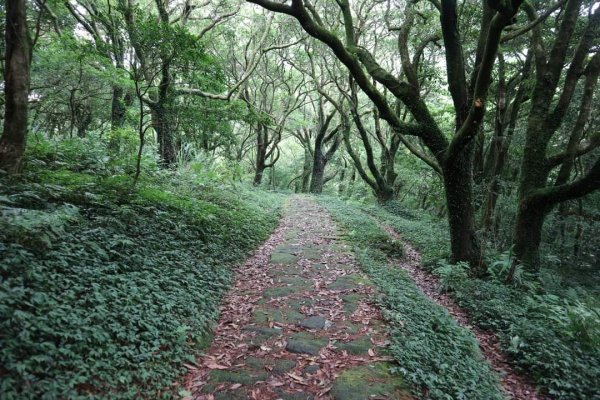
xmin=330 ymin=363 xmax=409 ymax=400
xmin=252 ymin=306 xmax=304 ymax=324
xmin=270 ymin=252 xmax=299 ymax=265
xmin=341 ymin=293 xmax=361 ymax=315
xmin=270 ymin=265 xmax=304 ymax=277
xmin=329 ymin=274 xmax=369 ymax=290
xmin=336 ymin=337 xmax=372 ymax=355
xmin=285 ymin=332 xmax=327 ymax=355
xmin=273 ymin=359 xmax=297 ymax=374
xmin=287 ymin=298 xmax=314 ymax=311
xmin=263 ymin=285 xmax=299 ymax=298
xmin=243 ymin=326 xmax=282 ymax=344
xmin=297 ymin=246 xmax=323 ymax=260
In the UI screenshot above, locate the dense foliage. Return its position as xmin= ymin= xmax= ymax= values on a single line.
xmin=0 ymin=140 xmax=283 ymax=399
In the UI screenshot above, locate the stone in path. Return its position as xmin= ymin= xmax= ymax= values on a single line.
xmin=184 ymin=196 xmax=410 ymax=399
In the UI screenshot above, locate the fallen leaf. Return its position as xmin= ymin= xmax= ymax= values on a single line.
xmin=287 ymin=372 xmax=307 ymax=384
xmin=204 ymin=361 xmax=229 ymax=370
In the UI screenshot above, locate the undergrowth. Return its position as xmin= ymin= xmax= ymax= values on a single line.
xmin=0 ymin=141 xmax=284 ymax=399
xmin=318 ymin=197 xmax=505 ymax=400
xmin=363 ymin=202 xmax=449 ymax=269
xmin=366 ymin=200 xmax=600 ymax=399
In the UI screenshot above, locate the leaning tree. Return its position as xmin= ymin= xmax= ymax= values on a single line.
xmin=247 ymin=0 xmax=524 ymax=270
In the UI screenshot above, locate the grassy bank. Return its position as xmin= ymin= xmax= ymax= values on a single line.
xmin=0 ymin=143 xmax=284 ymax=399
xmin=318 ymin=197 xmax=505 ymax=400
xmin=363 ymin=201 xmax=600 ymax=399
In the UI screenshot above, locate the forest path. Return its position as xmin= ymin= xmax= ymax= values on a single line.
xmin=184 ymin=196 xmax=411 ymax=400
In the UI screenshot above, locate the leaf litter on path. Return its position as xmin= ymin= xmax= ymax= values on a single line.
xmin=183 ymin=196 xmax=406 ymax=400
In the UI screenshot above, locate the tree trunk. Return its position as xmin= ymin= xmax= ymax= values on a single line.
xmin=253 ymin=126 xmax=267 ymax=186
xmin=111 ymin=86 xmax=127 ymax=129
xmin=482 ymin=52 xmax=532 ymax=233
xmin=513 ymin=199 xmax=548 ymax=268
xmin=108 ymin=86 xmax=128 ymax=151
xmin=442 ymin=148 xmax=482 ymax=270
xmin=0 ymin=0 xmax=31 ymax=174
xmin=153 ymin=58 xmax=176 ymax=167
xmin=253 ymin=163 xmax=265 ymax=186
xmin=481 ymin=138 xmax=510 ymax=233
xmin=151 ymin=102 xmax=176 ymax=167
xmin=301 ymin=147 xmax=312 ymax=192
xmin=309 ymin=148 xmax=326 ymax=194
xmin=374 ymin=187 xmax=394 ymax=203
xmin=513 ymin=111 xmax=552 ymax=268
xmin=338 ymin=163 xmax=347 ymax=195
xmin=472 ymin=130 xmax=485 ymax=183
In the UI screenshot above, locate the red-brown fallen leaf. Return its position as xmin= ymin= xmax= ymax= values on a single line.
xmin=229 ymin=383 xmax=242 ymax=390
xmin=286 ymin=372 xmax=307 ymax=384
xmin=318 ymin=386 xmax=332 ymax=396
xmin=204 ymin=361 xmax=228 ymax=370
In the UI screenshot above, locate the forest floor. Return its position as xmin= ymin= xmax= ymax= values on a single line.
xmin=377 ymin=224 xmax=543 ymax=400
xmin=183 ymin=195 xmax=540 ymax=400
xmin=184 ymin=196 xmax=410 ymax=400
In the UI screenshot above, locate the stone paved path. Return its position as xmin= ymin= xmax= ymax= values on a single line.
xmin=185 ymin=196 xmax=411 ymax=400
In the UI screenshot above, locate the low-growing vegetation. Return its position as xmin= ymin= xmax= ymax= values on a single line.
xmin=319 ymin=197 xmax=505 ymax=400
xmin=366 ymin=201 xmax=600 ymax=399
xmin=0 ymin=141 xmax=283 ymax=399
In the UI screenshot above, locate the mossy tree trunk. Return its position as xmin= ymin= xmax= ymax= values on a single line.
xmin=0 ymin=0 xmax=31 ymax=174
xmin=301 ymin=145 xmax=312 ymax=193
xmin=253 ymin=122 xmax=280 ymax=186
xmin=442 ymin=146 xmax=483 ymax=270
xmin=309 ymin=101 xmax=342 ymax=194
xmin=513 ymin=2 xmax=600 ymax=269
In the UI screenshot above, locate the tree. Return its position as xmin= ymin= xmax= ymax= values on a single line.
xmin=308 ymin=96 xmax=341 ymax=194
xmin=240 ymin=53 xmax=306 ymax=185
xmin=512 ymin=1 xmax=600 ymax=268
xmin=288 ymin=47 xmax=343 ymax=194
xmin=64 ymin=0 xmax=130 ymax=134
xmin=480 ymin=49 xmax=533 ymax=234
xmin=0 ymin=0 xmax=31 ymax=174
xmin=247 ymin=0 xmax=523 ymax=270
